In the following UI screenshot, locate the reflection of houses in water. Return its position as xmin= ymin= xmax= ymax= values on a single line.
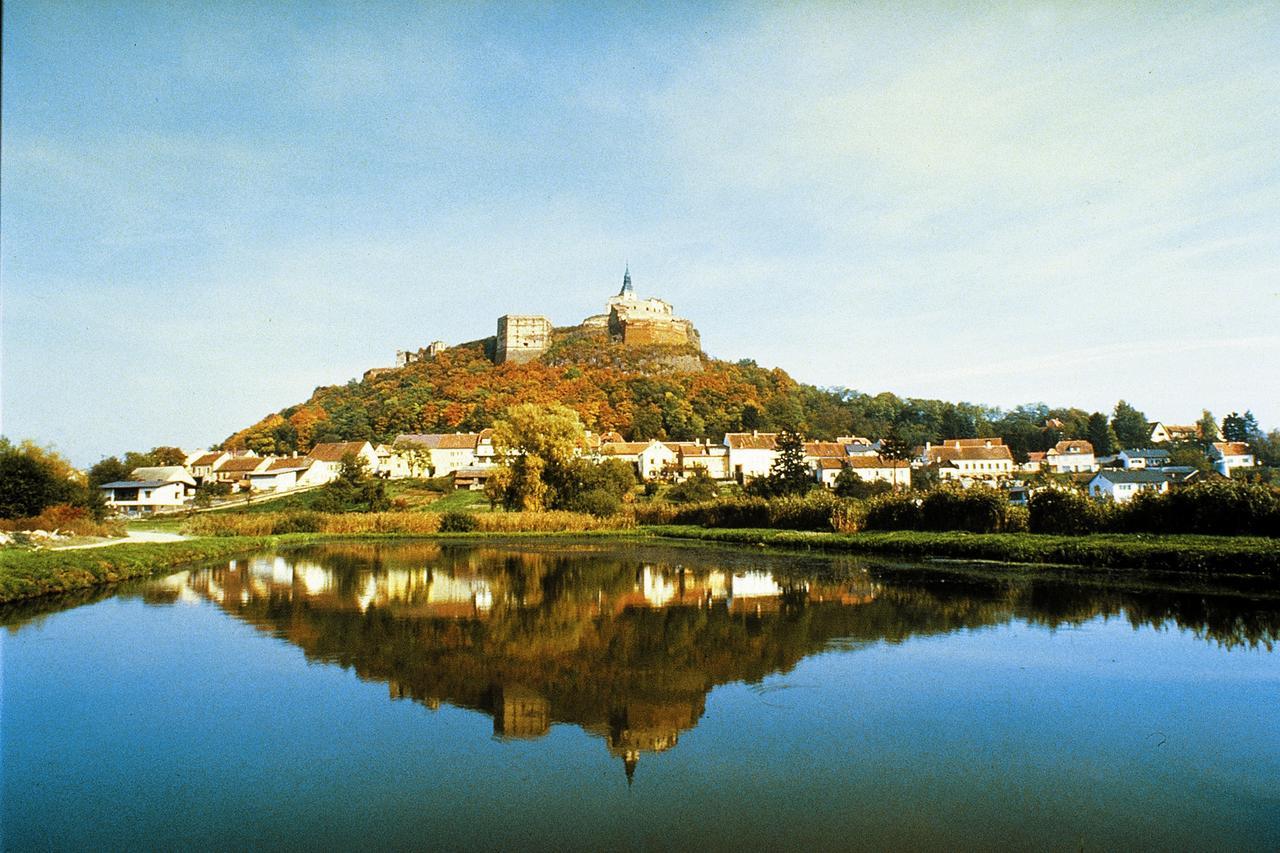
xmin=494 ymin=685 xmax=551 ymax=739
xmin=182 ymin=546 xmax=881 ymax=782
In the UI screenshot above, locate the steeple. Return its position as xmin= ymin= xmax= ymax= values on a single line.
xmin=619 ymin=264 xmax=634 ymax=298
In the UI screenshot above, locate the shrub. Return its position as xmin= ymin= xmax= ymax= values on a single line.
xmin=862 ymin=493 xmax=923 ymax=531
xmin=1116 ymin=480 xmax=1280 ymax=537
xmin=439 ymin=511 xmax=479 ymax=532
xmin=271 ymin=511 xmax=324 ymax=534
xmin=1029 ymin=489 xmax=1106 ymax=535
xmin=920 ymin=486 xmax=1016 ymax=533
xmin=665 ymin=470 xmax=719 ymax=503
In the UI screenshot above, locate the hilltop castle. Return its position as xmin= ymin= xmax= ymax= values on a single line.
xmin=496 ymin=267 xmax=700 ymax=364
xmin=383 ymin=268 xmax=700 ymax=372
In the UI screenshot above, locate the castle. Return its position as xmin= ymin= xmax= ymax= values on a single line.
xmin=496 ymin=267 xmax=700 ymax=364
xmin=384 ymin=269 xmax=700 ymax=373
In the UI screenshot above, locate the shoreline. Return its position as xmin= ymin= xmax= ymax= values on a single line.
xmin=1 ymin=527 xmax=1277 ymax=605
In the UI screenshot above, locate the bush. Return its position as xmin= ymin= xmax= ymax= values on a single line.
xmin=1116 ymin=480 xmax=1280 ymax=537
xmin=271 ymin=512 xmax=324 ymax=534
xmin=920 ymin=486 xmax=1018 ymax=533
xmin=439 ymin=511 xmax=479 ymax=532
xmin=665 ymin=470 xmax=719 ymax=503
xmin=1029 ymin=489 xmax=1107 ymax=535
xmin=862 ymin=493 xmax=923 ymax=531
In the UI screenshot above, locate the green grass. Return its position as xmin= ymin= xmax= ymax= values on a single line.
xmin=643 ymin=526 xmax=1280 ymax=578
xmin=426 ymin=490 xmax=490 ymax=512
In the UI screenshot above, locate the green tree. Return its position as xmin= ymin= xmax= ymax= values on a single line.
xmin=1196 ymin=410 xmax=1221 ymax=444
xmin=315 ymin=453 xmax=389 ymax=512
xmin=1222 ymin=412 xmax=1247 ymax=442
xmin=0 ymin=438 xmax=82 ymax=519
xmin=832 ymin=468 xmax=892 ymax=499
xmin=1086 ymin=412 xmax=1116 ymax=456
xmin=666 ymin=469 xmax=719 ymax=503
xmin=761 ymin=429 xmax=812 ymax=497
xmin=88 ymin=457 xmax=131 ymax=489
xmin=1111 ymin=400 xmax=1149 ymax=449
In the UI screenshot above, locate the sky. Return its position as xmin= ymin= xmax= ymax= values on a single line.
xmin=2 ymin=1 xmax=1278 ymax=465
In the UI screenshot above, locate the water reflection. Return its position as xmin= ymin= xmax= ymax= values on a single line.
xmin=125 ymin=542 xmax=1275 ymax=782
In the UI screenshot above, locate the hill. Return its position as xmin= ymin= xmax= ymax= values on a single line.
xmin=223 ymin=324 xmax=1105 ymax=461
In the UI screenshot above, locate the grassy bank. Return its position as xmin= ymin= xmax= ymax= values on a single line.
xmin=0 ymin=529 xmax=652 ymax=604
xmin=0 ymin=536 xmax=290 ymax=603
xmin=644 ymin=525 xmax=1280 ymax=577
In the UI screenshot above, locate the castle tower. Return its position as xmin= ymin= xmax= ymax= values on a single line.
xmin=620 ymin=264 xmax=634 ymax=299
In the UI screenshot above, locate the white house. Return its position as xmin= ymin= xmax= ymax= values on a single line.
xmin=187 ymin=451 xmax=231 ymax=483
xmin=1117 ymin=448 xmax=1171 ymax=470
xmin=1209 ymin=442 xmax=1256 ymax=476
xmin=843 ymin=456 xmax=912 ymax=488
xmin=1148 ymin=422 xmax=1200 ymax=444
xmin=99 ymin=467 xmax=197 ymax=516
xmin=921 ymin=439 xmax=1014 ymax=484
xmin=724 ymin=432 xmax=779 ymax=483
xmin=247 ymin=457 xmax=315 ymax=492
xmin=1045 ymin=440 xmax=1097 ymax=474
xmin=599 ymin=440 xmax=679 ymax=480
xmin=673 ymin=442 xmax=730 ymax=480
xmin=306 ymin=441 xmax=380 ymax=484
xmin=210 ymin=455 xmax=270 ymax=489
xmin=1087 ymin=469 xmax=1188 ymax=503
xmin=393 ymin=433 xmax=488 ymax=476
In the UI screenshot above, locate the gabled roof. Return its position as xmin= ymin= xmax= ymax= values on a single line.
xmin=99 ymin=480 xmax=178 ymax=489
xmin=308 ymin=441 xmax=373 ymax=462
xmin=724 ymin=433 xmax=777 ymax=450
xmin=1091 ymin=469 xmax=1183 ymax=485
xmin=1120 ymin=447 xmax=1170 ymax=458
xmin=815 ymin=457 xmax=846 ymax=470
xmin=846 ymin=456 xmax=909 ymax=469
xmin=395 ymin=433 xmax=443 ymax=449
xmin=128 ymin=466 xmax=197 ymax=485
xmin=265 ymin=457 xmax=313 ymax=472
xmin=215 ymin=456 xmax=270 ymax=473
xmin=437 ymin=433 xmax=480 ymax=450
xmin=190 ymin=452 xmax=225 ymax=467
xmin=926 ymin=445 xmax=1013 ymax=463
xmin=600 ymin=442 xmax=652 ymax=456
xmin=1212 ymin=441 xmax=1252 ymax=457
xmin=1048 ymin=440 xmax=1094 ymax=456
xmin=940 ymin=437 xmax=1004 ymax=448
xmin=803 ymin=442 xmax=847 ymax=458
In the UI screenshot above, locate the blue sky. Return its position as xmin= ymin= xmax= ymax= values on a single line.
xmin=3 ymin=1 xmax=1277 ymax=464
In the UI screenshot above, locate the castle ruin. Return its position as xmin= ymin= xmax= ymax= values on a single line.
xmin=495 ymin=315 xmax=554 ymax=364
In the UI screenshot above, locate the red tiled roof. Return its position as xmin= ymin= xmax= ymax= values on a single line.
xmin=600 ymin=442 xmax=651 ymax=456
xmin=266 ymin=457 xmax=313 ymax=471
xmin=1214 ymin=441 xmax=1252 ymax=456
xmin=1049 ymin=440 xmax=1094 ymax=455
xmin=846 ymin=456 xmax=910 ymax=469
xmin=803 ymin=442 xmax=847 ymax=458
xmin=436 ymin=434 xmax=480 ymax=450
xmin=216 ymin=456 xmax=268 ymax=473
xmin=191 ymin=452 xmax=224 ymax=467
xmin=927 ymin=445 xmax=1013 ymax=463
xmin=725 ymin=433 xmax=778 ymax=450
xmin=308 ymin=441 xmax=371 ymax=462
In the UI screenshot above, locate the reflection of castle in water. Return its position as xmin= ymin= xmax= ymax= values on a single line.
xmin=176 ymin=543 xmax=882 ymax=780
xmin=164 ymin=541 xmax=1278 ymax=782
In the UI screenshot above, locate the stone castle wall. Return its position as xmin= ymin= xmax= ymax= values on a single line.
xmin=619 ymin=317 xmax=700 ymax=348
xmin=496 ymin=315 xmax=552 ymax=364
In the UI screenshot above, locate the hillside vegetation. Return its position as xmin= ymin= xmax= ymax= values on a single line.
xmin=223 ymin=327 xmax=1137 ymax=460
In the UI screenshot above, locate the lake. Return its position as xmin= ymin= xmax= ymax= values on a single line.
xmin=4 ymin=540 xmax=1277 ymax=851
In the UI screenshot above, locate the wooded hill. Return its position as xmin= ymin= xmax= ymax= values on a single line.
xmin=222 ymin=325 xmax=1142 ymax=461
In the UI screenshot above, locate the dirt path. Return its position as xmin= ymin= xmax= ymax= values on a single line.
xmin=53 ymin=530 xmax=191 ymax=550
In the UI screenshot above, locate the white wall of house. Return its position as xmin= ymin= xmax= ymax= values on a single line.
xmin=728 ymin=448 xmax=777 ymax=482
xmin=103 ymin=482 xmax=188 ymax=514
xmin=637 ymin=442 xmax=678 ymax=480
xmin=1088 ymin=475 xmax=1170 ymax=503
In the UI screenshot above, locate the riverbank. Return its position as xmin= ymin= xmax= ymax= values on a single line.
xmin=644 ymin=526 xmax=1280 ymax=577
xmin=3 ymin=525 xmax=1278 ymax=604
xmin=0 ymin=531 xmax=648 ymax=604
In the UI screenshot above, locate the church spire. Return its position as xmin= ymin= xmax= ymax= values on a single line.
xmin=619 ymin=264 xmax=634 ymax=298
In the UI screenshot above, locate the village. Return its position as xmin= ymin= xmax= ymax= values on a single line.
xmin=97 ymin=421 xmax=1259 ymax=516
